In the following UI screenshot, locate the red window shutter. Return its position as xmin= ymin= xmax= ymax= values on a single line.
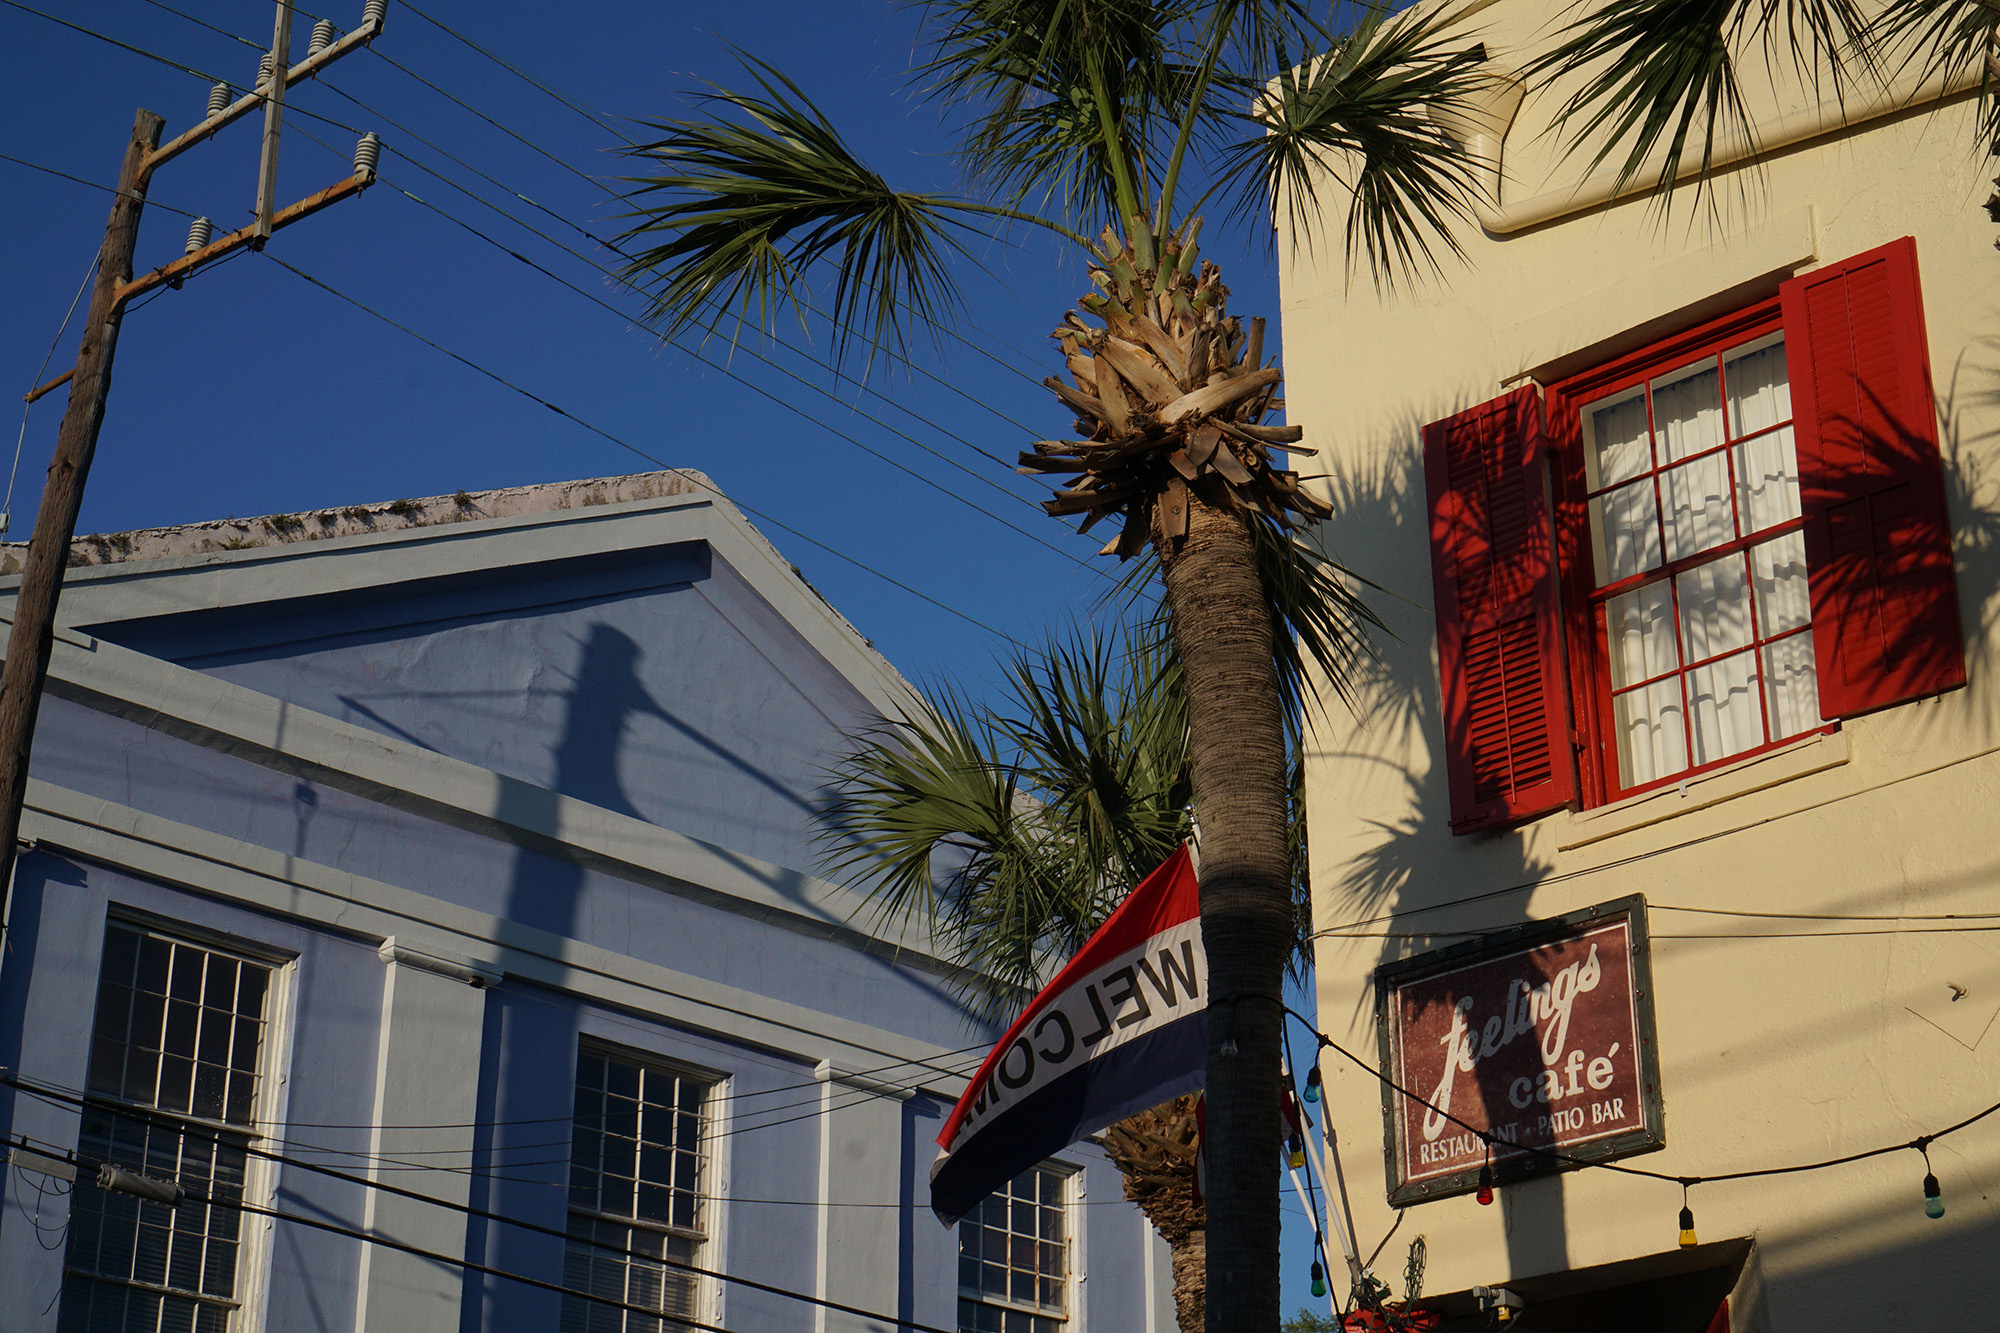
xmin=1782 ymin=237 xmax=1965 ymax=717
xmin=1423 ymin=387 xmax=1575 ymax=833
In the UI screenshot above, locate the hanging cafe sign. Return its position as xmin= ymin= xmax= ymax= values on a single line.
xmin=1375 ymin=896 xmax=1665 ymax=1205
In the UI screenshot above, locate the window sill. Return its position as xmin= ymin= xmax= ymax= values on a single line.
xmin=1555 ymin=728 xmax=1849 ymax=851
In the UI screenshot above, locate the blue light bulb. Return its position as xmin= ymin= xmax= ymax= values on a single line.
xmin=1303 ymin=1066 xmax=1322 ymax=1104
xmin=1923 ymin=1173 xmax=1944 ymax=1220
xmin=1310 ymin=1260 xmax=1327 ymax=1299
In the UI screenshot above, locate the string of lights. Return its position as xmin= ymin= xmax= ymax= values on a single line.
xmin=1281 ymin=1006 xmax=2000 ymax=1250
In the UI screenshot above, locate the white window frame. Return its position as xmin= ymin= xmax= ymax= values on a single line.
xmin=63 ymin=911 xmax=295 ymax=1333
xmin=560 ymin=1041 xmax=720 ymax=1333
xmin=956 ymin=1162 xmax=1078 ymax=1333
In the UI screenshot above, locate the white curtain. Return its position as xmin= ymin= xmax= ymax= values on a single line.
xmin=1590 ymin=336 xmax=1811 ymax=789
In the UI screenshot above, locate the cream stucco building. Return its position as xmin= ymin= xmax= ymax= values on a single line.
xmin=1285 ymin=3 xmax=2000 ymax=1328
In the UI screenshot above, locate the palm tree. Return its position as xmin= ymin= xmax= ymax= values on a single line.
xmin=1528 ymin=0 xmax=2000 ymax=219
xmin=616 ymin=7 xmax=1482 ymax=1327
xmin=817 ymin=622 xmax=1331 ymax=1332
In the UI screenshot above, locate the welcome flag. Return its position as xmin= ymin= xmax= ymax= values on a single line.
xmin=930 ymin=844 xmax=1208 ymax=1225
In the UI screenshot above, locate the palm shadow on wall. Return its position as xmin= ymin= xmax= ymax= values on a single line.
xmin=1307 ymin=354 xmax=2000 ymax=1282
xmin=1307 ymin=418 xmax=1571 ymax=1278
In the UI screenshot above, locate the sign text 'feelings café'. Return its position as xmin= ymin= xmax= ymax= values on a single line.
xmin=1376 ymin=898 xmax=1664 ymax=1203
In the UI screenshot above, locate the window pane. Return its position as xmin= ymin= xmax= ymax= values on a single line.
xmin=1732 ymin=425 xmax=1801 ymax=533
xmin=1725 ymin=334 xmax=1791 ymax=435
xmin=1659 ymin=452 xmax=1734 ymax=562
xmin=1763 ymin=634 xmax=1821 ymax=740
xmin=1613 ymin=678 xmax=1688 ymax=786
xmin=1687 ymin=649 xmax=1763 ymax=765
xmin=1590 ymin=480 xmax=1662 ymax=583
xmin=1604 ymin=582 xmax=1678 ymax=688
xmin=1751 ymin=532 xmax=1812 ymax=637
xmin=1583 ymin=386 xmax=1651 ymax=487
xmin=564 ymin=1048 xmax=712 ymax=1333
xmin=63 ymin=929 xmax=273 ymax=1333
xmin=1650 ymin=360 xmax=1723 ymax=464
xmin=1676 ymin=557 xmax=1754 ymax=664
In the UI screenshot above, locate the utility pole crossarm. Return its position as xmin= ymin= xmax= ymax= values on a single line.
xmin=117 ymin=168 xmax=375 ymax=307
xmin=145 ymin=8 xmax=384 ymax=177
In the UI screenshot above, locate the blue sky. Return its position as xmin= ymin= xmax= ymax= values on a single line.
xmin=2 ymin=0 xmax=1341 ymax=1317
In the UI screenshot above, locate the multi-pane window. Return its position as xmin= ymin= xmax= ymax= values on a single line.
xmin=957 ymin=1167 xmax=1071 ymax=1333
xmin=561 ymin=1048 xmax=713 ymax=1333
xmin=1578 ymin=326 xmax=1819 ymax=792
xmin=61 ymin=922 xmax=274 ymax=1333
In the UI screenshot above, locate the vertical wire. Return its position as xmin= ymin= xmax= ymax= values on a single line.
xmin=9 ymin=254 xmax=100 ymax=532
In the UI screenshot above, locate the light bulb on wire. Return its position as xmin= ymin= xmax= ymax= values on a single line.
xmin=1310 ymin=1259 xmax=1327 ymax=1299
xmin=1288 ymin=1131 xmax=1307 ymax=1169
xmin=1303 ymin=1066 xmax=1322 ymax=1104
xmin=1919 ymin=1142 xmax=1945 ymax=1219
xmin=1476 ymin=1159 xmax=1494 ymax=1206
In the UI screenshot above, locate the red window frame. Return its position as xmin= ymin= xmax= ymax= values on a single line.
xmin=1545 ymin=298 xmax=1837 ymax=807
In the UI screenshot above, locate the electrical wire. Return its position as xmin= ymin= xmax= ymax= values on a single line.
xmin=13 ymin=1132 xmax=759 ymax=1333
xmin=364 ymin=4 xmax=1054 ymax=391
xmin=399 ymin=0 xmax=627 ymax=141
xmin=1312 ymin=739 xmax=2000 ymax=939
xmin=104 ymin=0 xmax=1103 ymax=580
xmin=0 ymin=0 xmax=224 ymax=82
xmin=1283 ymin=1005 xmax=2000 ymax=1191
xmin=280 ymin=88 xmax=1066 ymax=520
xmin=0 ymin=150 xmax=199 ymax=219
xmin=254 ymin=250 xmax=1026 ymax=647
xmin=4 ymin=1090 xmax=962 ymax=1333
xmin=9 ymin=252 xmax=98 ymax=532
xmin=1 ymin=136 xmax=1066 ymax=623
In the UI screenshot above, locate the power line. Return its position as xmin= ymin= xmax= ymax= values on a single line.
xmin=1 ymin=139 xmax=1037 ymax=641
xmin=6 ymin=1076 xmax=969 ymax=1333
xmin=281 ymin=86 xmax=1065 ymax=521
xmin=106 ymin=0 xmax=1082 ymax=559
xmin=400 ymin=0 xmax=629 ymax=141
xmin=1285 ymin=1005 xmax=2000 ymax=1193
xmin=0 ymin=150 xmax=198 ymax=218
xmin=1311 ymin=740 xmax=2000 ymax=938
xmin=0 ymin=0 xmax=223 ymax=82
xmin=255 ymin=250 xmax=1026 ymax=646
xmin=9 ymin=1130 xmax=759 ymax=1333
xmin=356 ymin=9 xmax=1055 ymax=391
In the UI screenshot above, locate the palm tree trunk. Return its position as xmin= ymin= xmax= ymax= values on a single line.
xmin=1159 ymin=491 xmax=1291 ymax=1333
xmin=1172 ymin=1229 xmax=1208 ymax=1332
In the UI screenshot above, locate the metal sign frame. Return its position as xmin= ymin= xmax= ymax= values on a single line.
xmin=1373 ymin=894 xmax=1666 ymax=1205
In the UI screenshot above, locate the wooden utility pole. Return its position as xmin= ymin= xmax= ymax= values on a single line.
xmin=0 ymin=1 xmax=383 ymax=942
xmin=0 ymin=109 xmax=164 ymax=922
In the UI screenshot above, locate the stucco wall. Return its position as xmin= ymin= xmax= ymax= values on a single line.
xmin=1282 ymin=4 xmax=2000 ymax=1325
xmin=0 ymin=491 xmax=1170 ymax=1332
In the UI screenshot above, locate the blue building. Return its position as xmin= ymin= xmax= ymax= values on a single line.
xmin=0 ymin=473 xmax=1172 ymax=1333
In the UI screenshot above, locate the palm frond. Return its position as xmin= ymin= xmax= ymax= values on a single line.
xmin=1870 ymin=0 xmax=2000 ymax=147
xmin=1526 ymin=0 xmax=1871 ymax=206
xmin=1106 ymin=512 xmax=1384 ymax=729
xmin=1224 ymin=8 xmax=1490 ymax=286
xmin=914 ymin=0 xmax=1197 ymax=225
xmin=616 ymin=56 xmax=985 ymax=371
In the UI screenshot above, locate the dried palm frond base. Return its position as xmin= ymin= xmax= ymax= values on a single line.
xmin=1021 ymin=219 xmax=1330 ymax=557
xmin=1100 ymin=1094 xmax=1205 ymax=1333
